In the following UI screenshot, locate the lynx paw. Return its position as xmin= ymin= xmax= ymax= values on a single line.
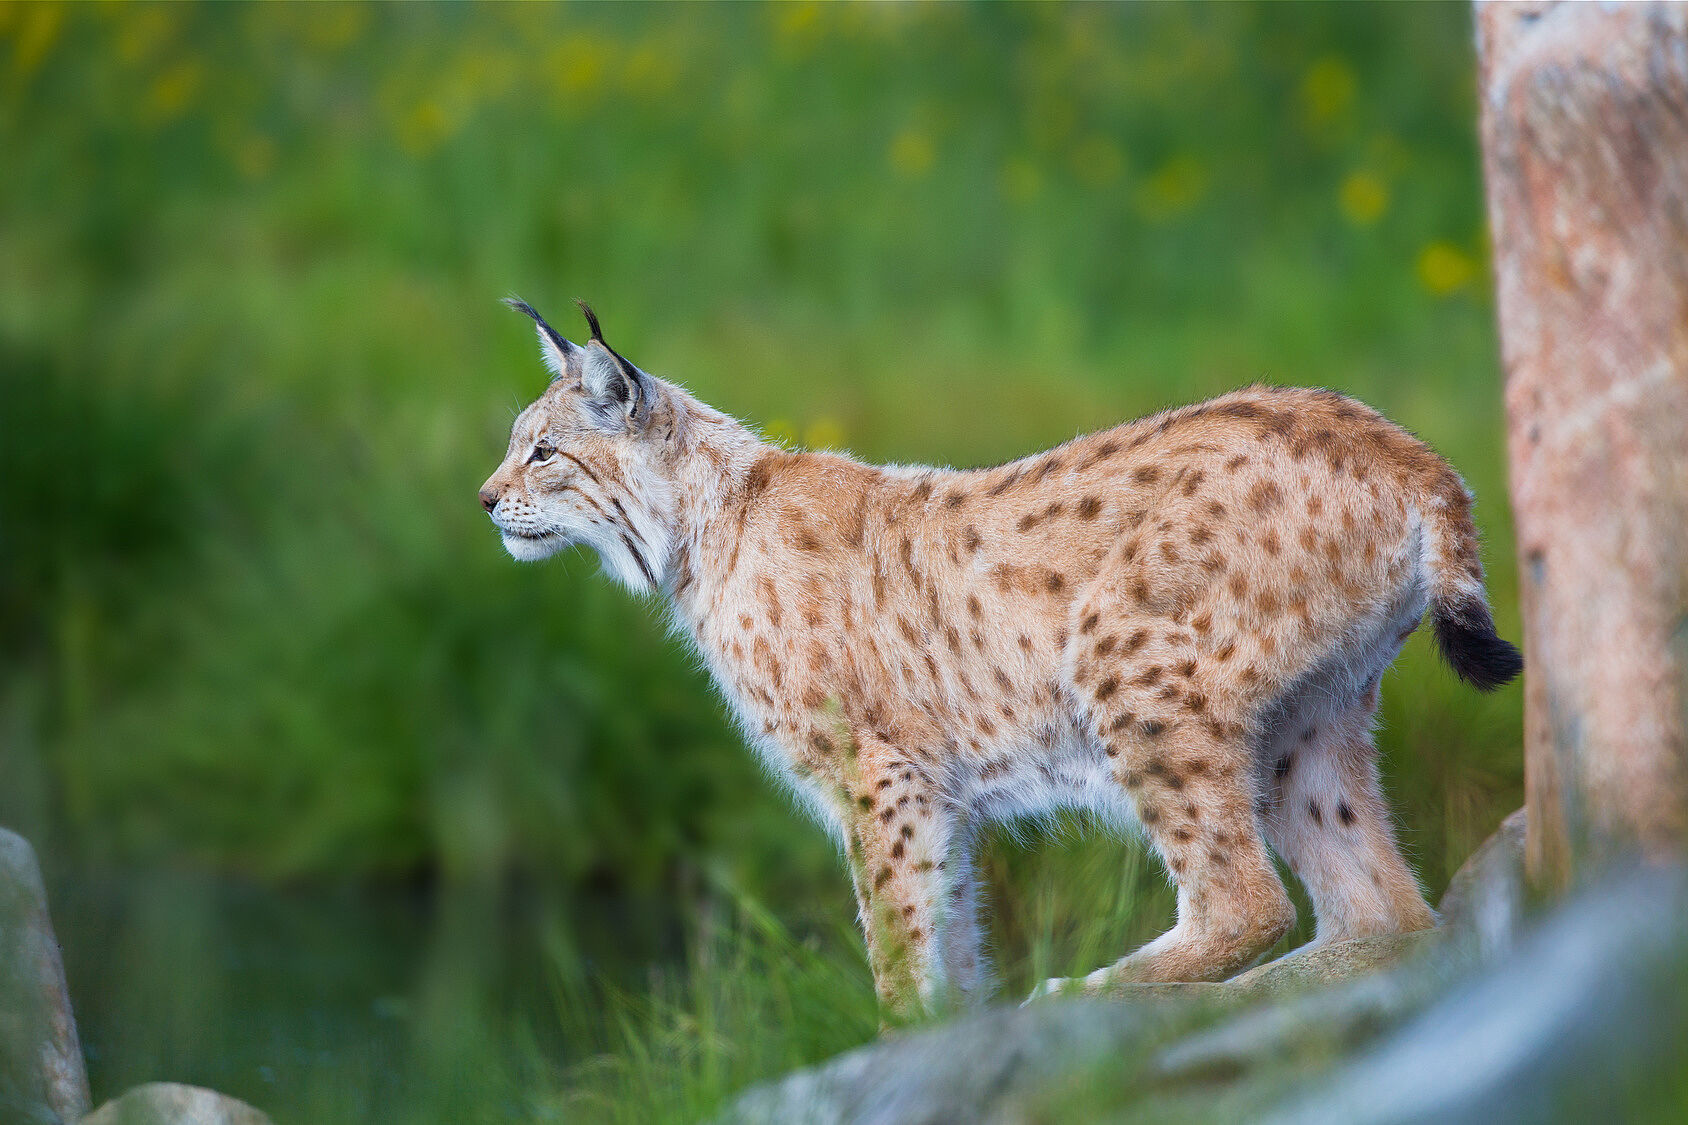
xmin=1022 ymin=976 xmax=1072 ymax=1006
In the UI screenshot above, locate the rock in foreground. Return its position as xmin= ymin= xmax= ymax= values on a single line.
xmin=0 ymin=827 xmax=91 ymax=1125
xmin=728 ymin=855 xmax=1688 ymax=1124
xmin=80 ymin=1083 xmax=274 ymax=1125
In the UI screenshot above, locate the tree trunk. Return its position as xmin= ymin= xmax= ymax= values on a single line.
xmin=1476 ymin=0 xmax=1688 ymax=889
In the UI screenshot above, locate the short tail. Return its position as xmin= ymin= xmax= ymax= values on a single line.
xmin=1432 ymin=595 xmax=1522 ymax=691
xmin=1423 ymin=475 xmax=1522 ymax=692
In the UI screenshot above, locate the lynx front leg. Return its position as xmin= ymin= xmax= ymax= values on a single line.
xmin=841 ymin=755 xmax=959 ymax=1025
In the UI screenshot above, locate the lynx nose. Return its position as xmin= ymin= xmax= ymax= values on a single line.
xmin=479 ymin=488 xmax=501 ymax=514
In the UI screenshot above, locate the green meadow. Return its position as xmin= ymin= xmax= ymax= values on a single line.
xmin=0 ymin=3 xmax=1519 ymax=1121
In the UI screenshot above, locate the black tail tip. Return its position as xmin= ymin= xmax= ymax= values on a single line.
xmin=1433 ymin=599 xmax=1523 ymax=692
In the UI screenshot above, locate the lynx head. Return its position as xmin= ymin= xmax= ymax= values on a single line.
xmin=479 ymin=299 xmax=676 ymax=592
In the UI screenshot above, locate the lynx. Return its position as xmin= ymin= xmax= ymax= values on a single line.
xmin=479 ymin=300 xmax=1521 ymax=1022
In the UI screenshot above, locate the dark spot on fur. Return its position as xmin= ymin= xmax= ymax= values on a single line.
xmin=1338 ymin=802 xmax=1356 ymax=826
xmin=1308 ymin=801 xmax=1323 ymax=826
xmin=1076 ymin=496 xmax=1103 ymax=520
xmin=1249 ymin=480 xmax=1283 ymax=512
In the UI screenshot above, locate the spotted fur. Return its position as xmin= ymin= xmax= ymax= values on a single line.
xmin=480 ymin=302 xmax=1519 ymax=1022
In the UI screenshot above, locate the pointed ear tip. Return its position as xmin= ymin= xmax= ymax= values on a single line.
xmin=574 ymin=298 xmax=604 ymax=341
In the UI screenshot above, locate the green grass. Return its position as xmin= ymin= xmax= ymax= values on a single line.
xmin=0 ymin=2 xmax=1522 ymax=1120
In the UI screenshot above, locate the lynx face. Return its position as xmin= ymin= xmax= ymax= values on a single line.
xmin=479 ymin=301 xmax=676 ymax=590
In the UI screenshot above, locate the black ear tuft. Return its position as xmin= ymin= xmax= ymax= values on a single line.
xmin=505 ymin=296 xmax=572 ymax=355
xmin=575 ymin=299 xmax=605 ymax=343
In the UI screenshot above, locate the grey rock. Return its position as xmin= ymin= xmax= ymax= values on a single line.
xmin=1147 ymin=958 xmax=1449 ymax=1088
xmin=1437 ymin=807 xmax=1528 ymax=958
xmin=727 ymin=991 xmax=1221 ymax=1125
xmin=1226 ymin=929 xmax=1444 ymax=999
xmin=80 ymin=1084 xmax=273 ymax=1125
xmin=0 ymin=828 xmax=90 ymax=1125
xmin=727 ymin=931 xmax=1447 ymax=1124
xmin=729 ymin=855 xmax=1688 ymax=1124
xmin=1261 ymin=863 xmax=1688 ymax=1125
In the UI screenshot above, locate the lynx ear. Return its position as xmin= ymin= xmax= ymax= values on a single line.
xmin=575 ymin=301 xmax=652 ymax=430
xmin=504 ymin=297 xmax=582 ymax=382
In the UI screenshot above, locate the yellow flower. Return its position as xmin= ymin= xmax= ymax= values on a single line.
xmin=551 ymin=33 xmax=610 ymax=99
xmin=303 ymin=4 xmax=369 ymax=52
xmin=803 ymin=417 xmax=846 ymax=451
xmin=115 ymin=5 xmax=175 ymax=66
xmin=1416 ymin=241 xmax=1477 ymax=296
xmin=397 ymin=99 xmax=454 ymax=157
xmin=1134 ymin=154 xmax=1207 ymax=222
xmin=1339 ymin=170 xmax=1389 ymax=225
xmin=9 ymin=1 xmax=63 ymax=84
xmin=774 ymin=0 xmax=823 ymax=53
xmin=888 ymin=127 xmax=935 ymax=179
xmin=144 ymin=59 xmax=203 ymax=125
xmin=763 ymin=418 xmax=800 ymax=448
xmin=1300 ymin=55 xmax=1356 ymax=126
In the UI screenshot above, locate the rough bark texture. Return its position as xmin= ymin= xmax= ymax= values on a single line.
xmin=0 ymin=829 xmax=90 ymax=1125
xmin=1477 ymin=0 xmax=1688 ymax=888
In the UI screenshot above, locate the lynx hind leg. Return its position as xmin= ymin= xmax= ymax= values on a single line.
xmin=934 ymin=821 xmax=993 ymax=1006
xmin=1260 ymin=695 xmax=1436 ymax=944
xmin=1039 ymin=618 xmax=1296 ymax=997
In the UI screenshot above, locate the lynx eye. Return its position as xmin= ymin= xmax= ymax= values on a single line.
xmin=529 ymin=444 xmax=556 ymax=464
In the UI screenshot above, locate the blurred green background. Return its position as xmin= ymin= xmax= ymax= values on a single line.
xmin=0 ymin=2 xmax=1519 ymax=1121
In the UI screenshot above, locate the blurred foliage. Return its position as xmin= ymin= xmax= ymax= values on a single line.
xmin=0 ymin=1 xmax=1520 ymax=1121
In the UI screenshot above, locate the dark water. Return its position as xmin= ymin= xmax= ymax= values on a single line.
xmin=47 ymin=869 xmax=671 ymax=1123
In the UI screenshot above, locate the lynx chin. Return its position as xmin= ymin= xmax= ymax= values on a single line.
xmin=479 ymin=299 xmax=1521 ymax=1023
